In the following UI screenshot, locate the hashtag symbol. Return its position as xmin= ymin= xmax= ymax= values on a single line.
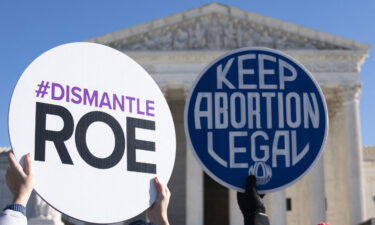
xmin=35 ymin=81 xmax=50 ymax=98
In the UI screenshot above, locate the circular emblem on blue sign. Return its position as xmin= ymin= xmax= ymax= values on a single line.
xmin=185 ymin=47 xmax=328 ymax=193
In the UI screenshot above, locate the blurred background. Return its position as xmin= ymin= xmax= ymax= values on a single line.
xmin=0 ymin=1 xmax=374 ymax=225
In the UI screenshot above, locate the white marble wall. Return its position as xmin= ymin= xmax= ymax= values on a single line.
xmin=0 ymin=152 xmax=13 ymax=210
xmin=363 ymin=146 xmax=375 ymax=220
xmin=186 ymin=145 xmax=203 ymax=225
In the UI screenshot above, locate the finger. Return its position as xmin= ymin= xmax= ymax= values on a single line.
xmin=246 ymin=175 xmax=256 ymax=193
xmin=23 ymin=153 xmax=33 ymax=175
xmin=7 ymin=152 xmax=25 ymax=174
xmin=154 ymin=177 xmax=163 ymax=195
xmin=7 ymin=152 xmax=17 ymax=168
xmin=165 ymin=185 xmax=171 ymax=197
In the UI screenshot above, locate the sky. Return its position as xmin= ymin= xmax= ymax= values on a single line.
xmin=0 ymin=0 xmax=374 ymax=147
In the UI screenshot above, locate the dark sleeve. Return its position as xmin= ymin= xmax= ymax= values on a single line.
xmin=246 ymin=213 xmax=270 ymax=225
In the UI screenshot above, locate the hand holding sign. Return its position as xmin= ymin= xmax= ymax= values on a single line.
xmin=147 ymin=177 xmax=171 ymax=225
xmin=6 ymin=152 xmax=34 ymax=207
xmin=237 ymin=176 xmax=269 ymax=225
xmin=185 ymin=47 xmax=328 ymax=193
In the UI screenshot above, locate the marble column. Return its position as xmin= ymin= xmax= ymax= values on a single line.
xmin=27 ymin=192 xmax=64 ymax=225
xmin=267 ymin=191 xmax=287 ymax=225
xmin=0 ymin=151 xmax=13 ymax=210
xmin=342 ymin=85 xmax=366 ymax=225
xmin=186 ymin=145 xmax=204 ymax=225
xmin=309 ymin=155 xmax=327 ymax=225
xmin=229 ymin=189 xmax=243 ymax=225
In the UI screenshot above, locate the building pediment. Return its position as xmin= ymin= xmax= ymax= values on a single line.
xmin=89 ymin=3 xmax=369 ymax=51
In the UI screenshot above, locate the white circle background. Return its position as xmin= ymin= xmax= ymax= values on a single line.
xmin=8 ymin=42 xmax=176 ymax=223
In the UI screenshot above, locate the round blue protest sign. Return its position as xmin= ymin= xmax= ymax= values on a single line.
xmin=185 ymin=47 xmax=328 ymax=193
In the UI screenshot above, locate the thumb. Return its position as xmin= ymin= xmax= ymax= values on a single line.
xmin=154 ymin=177 xmax=163 ymax=199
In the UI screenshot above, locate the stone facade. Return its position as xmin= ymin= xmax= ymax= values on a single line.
xmin=363 ymin=146 xmax=375 ymax=219
xmin=1 ymin=3 xmax=373 ymax=225
xmin=92 ymin=3 xmax=372 ymax=225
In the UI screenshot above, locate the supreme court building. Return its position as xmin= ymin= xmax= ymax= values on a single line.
xmin=1 ymin=3 xmax=374 ymax=225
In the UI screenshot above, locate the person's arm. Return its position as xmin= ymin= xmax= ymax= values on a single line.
xmin=0 ymin=152 xmax=34 ymax=225
xmin=237 ymin=176 xmax=270 ymax=225
xmin=0 ymin=208 xmax=27 ymax=225
xmin=147 ymin=177 xmax=170 ymax=225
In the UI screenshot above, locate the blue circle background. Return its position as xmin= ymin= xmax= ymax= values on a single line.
xmin=185 ymin=48 xmax=327 ymax=193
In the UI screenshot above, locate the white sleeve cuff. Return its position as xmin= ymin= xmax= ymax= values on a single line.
xmin=0 ymin=209 xmax=27 ymax=225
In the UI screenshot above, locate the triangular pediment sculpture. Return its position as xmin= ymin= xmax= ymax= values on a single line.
xmin=89 ymin=3 xmax=369 ymax=51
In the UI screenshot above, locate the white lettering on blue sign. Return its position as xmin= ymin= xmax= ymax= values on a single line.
xmin=185 ymin=48 xmax=328 ymax=193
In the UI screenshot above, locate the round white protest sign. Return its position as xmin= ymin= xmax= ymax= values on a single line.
xmin=9 ymin=42 xmax=176 ymax=223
